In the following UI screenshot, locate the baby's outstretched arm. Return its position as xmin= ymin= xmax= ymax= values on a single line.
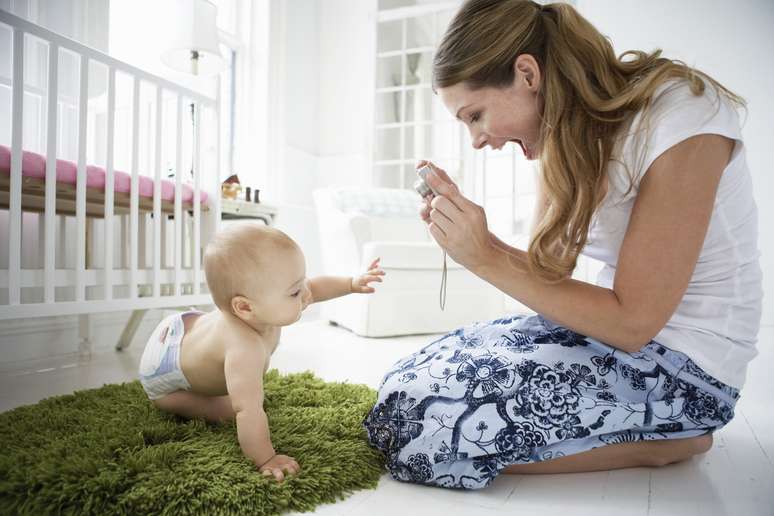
xmin=225 ymin=343 xmax=299 ymax=481
xmin=308 ymin=258 xmax=385 ymax=302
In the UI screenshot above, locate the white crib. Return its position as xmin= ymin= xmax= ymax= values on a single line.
xmin=0 ymin=10 xmax=222 ymax=348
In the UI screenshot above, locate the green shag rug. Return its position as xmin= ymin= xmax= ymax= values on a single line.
xmin=0 ymin=370 xmax=385 ymax=515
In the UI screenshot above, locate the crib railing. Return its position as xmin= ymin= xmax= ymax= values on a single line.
xmin=0 ymin=9 xmax=221 ymax=320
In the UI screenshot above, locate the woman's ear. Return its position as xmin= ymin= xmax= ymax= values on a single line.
xmin=513 ymin=54 xmax=541 ymax=92
xmin=230 ymin=295 xmax=253 ymax=321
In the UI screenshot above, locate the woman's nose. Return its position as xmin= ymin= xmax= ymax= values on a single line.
xmin=469 ymin=128 xmax=487 ymax=150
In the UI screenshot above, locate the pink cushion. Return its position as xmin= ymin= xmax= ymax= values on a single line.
xmin=0 ymin=145 xmax=208 ymax=205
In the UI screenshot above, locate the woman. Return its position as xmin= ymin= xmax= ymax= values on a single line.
xmin=363 ymin=0 xmax=761 ymax=490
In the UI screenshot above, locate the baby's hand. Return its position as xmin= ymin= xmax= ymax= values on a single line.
xmin=351 ymin=258 xmax=385 ymax=294
xmin=260 ymin=454 xmax=300 ymax=482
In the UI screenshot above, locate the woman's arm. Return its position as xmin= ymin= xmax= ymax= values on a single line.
xmin=424 ymin=134 xmax=734 ymax=353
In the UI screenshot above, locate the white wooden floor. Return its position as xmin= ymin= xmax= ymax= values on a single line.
xmin=1 ymin=318 xmax=772 ymax=516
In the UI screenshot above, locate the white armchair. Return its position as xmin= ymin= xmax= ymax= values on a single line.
xmin=313 ymin=186 xmax=506 ymax=337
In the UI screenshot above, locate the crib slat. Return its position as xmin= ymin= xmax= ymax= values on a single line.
xmin=36 ymin=216 xmax=44 ymax=268
xmin=130 ymin=76 xmax=140 ymax=299
xmin=212 ymin=78 xmax=221 ymax=241
xmin=75 ymin=54 xmax=89 ymax=302
xmin=104 ymin=67 xmax=116 ymax=300
xmin=193 ymin=102 xmax=202 ymax=295
xmin=120 ymin=215 xmax=128 ymax=268
xmin=161 ymin=215 xmax=168 ymax=271
xmin=8 ymin=28 xmax=24 ymax=306
xmin=153 ymin=86 xmax=163 ymax=297
xmin=58 ymin=216 xmax=66 ymax=268
xmin=44 ymin=43 xmax=58 ymax=303
xmin=174 ymin=96 xmax=183 ymax=296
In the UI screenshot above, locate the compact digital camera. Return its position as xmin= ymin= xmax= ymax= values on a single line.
xmin=413 ymin=164 xmax=440 ymax=198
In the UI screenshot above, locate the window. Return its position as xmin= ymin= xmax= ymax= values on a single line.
xmin=212 ymin=0 xmax=238 ymax=180
xmin=212 ymin=0 xmax=268 ymax=189
xmin=372 ymin=0 xmax=537 ymax=242
xmin=373 ymin=2 xmax=460 ymax=190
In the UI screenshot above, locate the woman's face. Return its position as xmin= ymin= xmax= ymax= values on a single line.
xmin=438 ymin=54 xmax=543 ymax=160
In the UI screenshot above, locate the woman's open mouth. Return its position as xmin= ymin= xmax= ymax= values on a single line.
xmin=511 ymin=139 xmax=534 ymax=160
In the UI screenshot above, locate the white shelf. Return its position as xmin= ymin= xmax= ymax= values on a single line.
xmin=220 ymin=198 xmax=278 ymax=225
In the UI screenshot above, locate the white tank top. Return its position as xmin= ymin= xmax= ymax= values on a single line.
xmin=583 ymin=79 xmax=763 ymax=389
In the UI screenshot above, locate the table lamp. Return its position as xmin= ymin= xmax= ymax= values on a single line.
xmin=161 ymin=0 xmax=226 ymax=76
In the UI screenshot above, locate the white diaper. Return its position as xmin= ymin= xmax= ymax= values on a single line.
xmin=138 ymin=311 xmax=199 ymax=400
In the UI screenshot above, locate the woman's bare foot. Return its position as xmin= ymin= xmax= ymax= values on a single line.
xmin=503 ymin=433 xmax=713 ymax=475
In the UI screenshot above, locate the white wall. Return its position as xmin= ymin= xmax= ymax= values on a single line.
xmin=283 ymin=0 xmax=320 ymax=158
xmin=277 ymin=0 xmax=375 ymax=204
xmin=317 ymin=0 xmax=376 ymax=183
xmin=271 ymin=0 xmax=376 ymax=279
xmin=576 ymin=0 xmax=774 ymax=325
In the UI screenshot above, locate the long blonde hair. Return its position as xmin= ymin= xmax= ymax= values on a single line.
xmin=433 ymin=0 xmax=744 ymax=281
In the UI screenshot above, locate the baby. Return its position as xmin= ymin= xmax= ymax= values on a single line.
xmin=138 ymin=222 xmax=384 ymax=481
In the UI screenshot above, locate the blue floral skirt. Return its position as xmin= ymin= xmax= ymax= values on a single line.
xmin=363 ymin=314 xmax=740 ymax=490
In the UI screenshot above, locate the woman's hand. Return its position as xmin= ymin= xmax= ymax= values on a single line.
xmin=416 ymin=161 xmax=497 ymax=272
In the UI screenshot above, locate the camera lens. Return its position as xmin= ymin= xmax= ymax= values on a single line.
xmin=414 ymin=178 xmax=432 ymax=198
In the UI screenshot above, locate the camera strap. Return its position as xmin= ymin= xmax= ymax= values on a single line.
xmin=440 ymin=250 xmax=447 ymax=310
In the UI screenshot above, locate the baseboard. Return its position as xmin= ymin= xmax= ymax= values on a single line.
xmin=0 ymin=310 xmax=170 ymax=366
xmin=0 ymin=311 xmax=136 ymax=337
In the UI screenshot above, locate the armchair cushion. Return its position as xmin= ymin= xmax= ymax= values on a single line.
xmin=362 ymin=241 xmax=464 ymax=270
xmin=331 ymin=187 xmax=419 ymax=218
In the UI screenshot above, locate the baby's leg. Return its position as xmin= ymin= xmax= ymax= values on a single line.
xmin=153 ymin=391 xmax=234 ymax=423
xmin=503 ymin=434 xmax=713 ymax=475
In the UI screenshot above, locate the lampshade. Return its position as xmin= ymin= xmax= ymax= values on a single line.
xmin=161 ymin=0 xmax=225 ymax=76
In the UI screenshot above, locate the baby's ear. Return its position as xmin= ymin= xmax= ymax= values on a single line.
xmin=230 ymin=295 xmax=253 ymax=319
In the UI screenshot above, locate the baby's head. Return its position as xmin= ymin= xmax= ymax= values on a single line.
xmin=204 ymin=222 xmax=311 ymax=327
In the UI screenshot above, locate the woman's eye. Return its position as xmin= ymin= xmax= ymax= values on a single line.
xmin=470 ymin=112 xmax=480 ymax=123
xmin=291 ymin=290 xmax=301 ymax=297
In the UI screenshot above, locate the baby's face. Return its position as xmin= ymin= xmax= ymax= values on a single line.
xmin=249 ymin=246 xmax=311 ymax=327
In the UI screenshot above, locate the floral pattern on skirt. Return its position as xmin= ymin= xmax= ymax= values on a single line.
xmin=363 ymin=314 xmax=739 ymax=490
